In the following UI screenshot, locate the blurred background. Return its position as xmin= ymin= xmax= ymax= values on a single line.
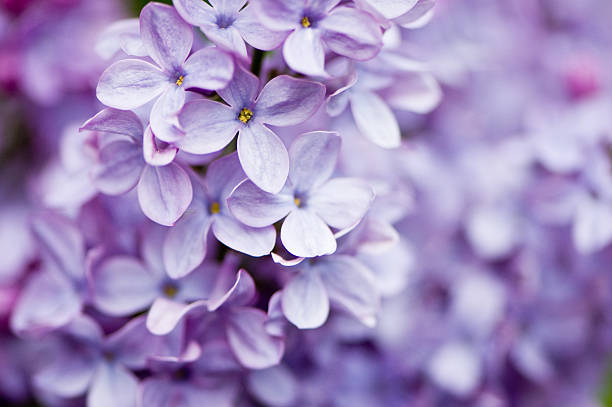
xmin=2 ymin=0 xmax=612 ymax=406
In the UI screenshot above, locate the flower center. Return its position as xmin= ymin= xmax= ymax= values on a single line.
xmin=294 ymin=197 xmax=302 ymax=207
xmin=301 ymin=16 xmax=311 ymax=28
xmin=210 ymin=201 xmax=220 ymax=214
xmin=175 ymin=75 xmax=184 ymax=87
xmin=238 ymin=107 xmax=253 ymax=124
xmin=163 ymin=283 xmax=178 ymax=298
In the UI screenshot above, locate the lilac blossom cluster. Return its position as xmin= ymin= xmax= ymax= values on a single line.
xmin=1 ymin=0 xmax=612 ymax=406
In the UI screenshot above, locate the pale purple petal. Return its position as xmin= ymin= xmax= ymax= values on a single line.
xmin=358 ymin=0 xmax=418 ymax=19
xmin=149 ymin=86 xmax=186 ymax=143
xmin=308 ymin=177 xmax=374 ymax=229
xmin=227 ymin=180 xmax=294 ymax=227
xmin=93 ymin=140 xmax=144 ymax=195
xmin=320 ymin=7 xmax=383 ymax=60
xmin=226 ymin=307 xmax=284 ymax=369
xmin=384 ymin=72 xmax=442 ymax=114
xmin=173 ymin=0 xmax=216 ymax=27
xmin=234 ymin=6 xmax=288 ymax=50
xmin=140 ymin=3 xmax=193 ymax=71
xmin=80 ymin=108 xmax=143 ymax=140
xmin=106 ymin=316 xmax=159 ymax=369
xmin=217 ymin=64 xmax=259 ymax=108
xmin=137 ymin=163 xmax=193 ymax=226
xmin=146 ymin=297 xmax=208 ymax=335
xmin=282 ymin=28 xmax=327 ymax=77
xmin=141 ymin=377 xmax=236 ymax=407
xmin=163 ymin=206 xmax=212 ymax=279
xmin=91 ymin=256 xmax=159 ymax=316
xmin=395 ymin=0 xmax=435 ymax=28
xmin=288 ymin=131 xmax=340 ymax=193
xmin=205 ymin=152 xmax=247 ymax=201
xmin=87 ymin=364 xmax=138 ymax=407
xmin=210 ymin=0 xmax=248 ymax=13
xmin=350 ymin=89 xmax=400 ymax=148
xmin=203 ymin=26 xmax=248 ymax=58
xmin=212 ymin=215 xmax=276 ymax=257
xmin=97 ymin=59 xmax=168 ymax=110
xmin=247 ymin=366 xmax=298 ymax=407
xmin=281 ymin=270 xmax=329 ymax=329
xmin=208 ymin=269 xmax=256 ymax=311
xmin=176 ymin=99 xmax=239 ymax=154
xmin=95 ymin=19 xmax=143 ymax=59
xmin=238 ymin=123 xmax=290 ymax=193
xmin=316 ymin=255 xmax=380 ymax=326
xmin=280 ymin=209 xmax=337 ymax=257
xmin=143 ymin=126 xmax=178 ymax=166
xmin=183 ymin=47 xmax=235 ymax=90
xmin=573 ymin=196 xmax=612 ymax=254
xmin=256 ymin=75 xmax=326 ymax=126
xmin=252 ymin=0 xmax=303 ymax=31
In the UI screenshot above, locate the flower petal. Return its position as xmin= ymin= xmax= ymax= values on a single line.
xmin=234 ymin=6 xmax=288 ymax=50
xmin=140 ymin=3 xmax=193 ymax=71
xmin=281 ymin=270 xmax=329 ymax=329
xmin=87 ymin=364 xmax=139 ymax=407
xmin=320 ymin=7 xmax=383 ymax=60
xmin=208 ymin=269 xmax=256 ymax=311
xmin=247 ymin=366 xmax=298 ymax=407
xmin=93 ymin=140 xmax=145 ymax=195
xmin=217 ymin=64 xmax=260 ymax=108
xmin=97 ymin=59 xmax=168 ymax=110
xmin=308 ymin=177 xmax=374 ymax=230
xmin=288 ymin=131 xmax=340 ymax=193
xmin=256 ymin=74 xmax=326 ymax=126
xmin=282 ymin=28 xmax=327 ymax=77
xmin=227 ymin=180 xmax=294 ymax=227
xmin=280 ymin=209 xmax=337 ymax=257
xmin=349 ymin=89 xmax=400 ymax=148
xmin=137 ymin=163 xmax=193 ymax=226
xmin=146 ymin=297 xmax=208 ymax=335
xmin=357 ymin=0 xmax=418 ymax=19
xmin=173 ymin=0 xmax=216 ymax=27
xmin=183 ymin=47 xmax=235 ymax=90
xmin=251 ymin=0 xmax=302 ymax=31
xmin=205 ymin=152 xmax=247 ymax=202
xmin=80 ymin=108 xmax=143 ymax=140
xmin=90 ymin=256 xmax=160 ymax=316
xmin=177 ymin=99 xmax=239 ymax=154
xmin=143 ymin=125 xmax=178 ymax=166
xmin=238 ymin=124 xmax=289 ymax=193
xmin=149 ymin=86 xmax=186 ymax=143
xmin=106 ymin=316 xmax=160 ymax=369
xmin=384 ymin=72 xmax=442 ymax=114
xmin=226 ymin=307 xmax=285 ymax=369
xmin=212 ymin=215 xmax=276 ymax=257
xmin=202 ymin=25 xmax=248 ymax=58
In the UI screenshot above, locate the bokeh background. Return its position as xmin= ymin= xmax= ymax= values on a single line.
xmin=2 ymin=0 xmax=612 ymax=406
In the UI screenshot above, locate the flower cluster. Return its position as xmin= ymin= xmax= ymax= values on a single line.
xmin=2 ymin=0 xmax=612 ymax=406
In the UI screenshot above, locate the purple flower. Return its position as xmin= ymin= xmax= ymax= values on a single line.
xmin=173 ymin=0 xmax=286 ymax=58
xmin=81 ymin=108 xmax=193 ymax=226
xmin=252 ymin=0 xmax=383 ymax=76
xmin=228 ymin=131 xmax=374 ymax=257
xmin=177 ymin=64 xmax=325 ymax=193
xmin=163 ymin=152 xmax=276 ymax=279
xmin=356 ymin=0 xmax=436 ymax=28
xmin=96 ymin=3 xmax=234 ymax=142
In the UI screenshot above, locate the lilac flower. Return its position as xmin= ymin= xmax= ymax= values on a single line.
xmin=81 ymin=108 xmax=193 ymax=226
xmin=252 ymin=0 xmax=383 ymax=76
xmin=228 ymin=131 xmax=374 ymax=257
xmin=177 ymin=64 xmax=325 ymax=193
xmin=96 ymin=3 xmax=234 ymax=142
xmin=356 ymin=0 xmax=436 ymax=28
xmin=163 ymin=152 xmax=276 ymax=279
xmin=173 ymin=0 xmax=286 ymax=58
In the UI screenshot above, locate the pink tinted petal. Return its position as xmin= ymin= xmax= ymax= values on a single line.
xmin=384 ymin=72 xmax=442 ymax=114
xmin=226 ymin=307 xmax=284 ymax=369
xmin=358 ymin=0 xmax=418 ymax=19
xmin=288 ymin=131 xmax=340 ymax=193
xmin=308 ymin=177 xmax=374 ymax=229
xmin=252 ymin=0 xmax=302 ymax=31
xmin=350 ymin=90 xmax=400 ymax=148
xmin=163 ymin=206 xmax=212 ymax=279
xmin=234 ymin=6 xmax=287 ymax=50
xmin=91 ymin=256 xmax=159 ymax=316
xmin=80 ymin=108 xmax=143 ymax=140
xmin=238 ymin=124 xmax=289 ymax=193
xmin=212 ymin=215 xmax=276 ymax=257
xmin=316 ymin=255 xmax=380 ymax=326
xmin=208 ymin=269 xmax=256 ymax=311
xmin=93 ymin=140 xmax=145 ymax=195
xmin=280 ymin=209 xmax=337 ymax=257
xmin=177 ymin=99 xmax=239 ymax=154
xmin=97 ymin=59 xmax=168 ymax=110
xmin=320 ymin=7 xmax=383 ymax=60
xmin=217 ymin=64 xmax=260 ymax=108
xmin=173 ymin=0 xmax=216 ymax=26
xmin=205 ymin=152 xmax=246 ymax=201
xmin=95 ymin=19 xmax=143 ymax=59
xmin=203 ymin=26 xmax=247 ymax=58
xmin=183 ymin=47 xmax=235 ymax=90
xmin=140 ymin=3 xmax=193 ymax=71
xmin=282 ymin=28 xmax=327 ymax=77
xmin=396 ymin=0 xmax=435 ymax=28
xmin=87 ymin=364 xmax=138 ymax=407
xmin=146 ymin=298 xmax=208 ymax=335
xmin=137 ymin=163 xmax=193 ymax=226
xmin=10 ymin=271 xmax=81 ymax=337
xmin=281 ymin=270 xmax=329 ymax=329
xmin=256 ymin=75 xmax=326 ymax=126
xmin=227 ymin=180 xmax=294 ymax=227
xmin=143 ymin=126 xmax=178 ymax=166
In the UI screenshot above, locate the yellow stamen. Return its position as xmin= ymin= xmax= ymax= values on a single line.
xmin=238 ymin=107 xmax=253 ymax=124
xmin=294 ymin=197 xmax=301 ymax=207
xmin=210 ymin=201 xmax=221 ymax=214
xmin=301 ymin=16 xmax=311 ymax=28
xmin=175 ymin=75 xmax=184 ymax=86
xmin=163 ymin=283 xmax=178 ymax=298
